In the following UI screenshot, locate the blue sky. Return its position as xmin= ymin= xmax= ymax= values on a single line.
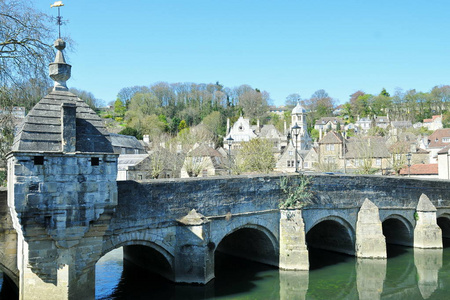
xmin=36 ymin=0 xmax=450 ymax=106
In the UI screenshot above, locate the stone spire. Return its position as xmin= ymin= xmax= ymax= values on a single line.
xmin=49 ymin=38 xmax=71 ymax=91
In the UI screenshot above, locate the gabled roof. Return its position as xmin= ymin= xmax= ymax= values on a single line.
xmin=427 ymin=128 xmax=450 ymax=148
xmin=315 ymin=117 xmax=344 ymax=125
xmin=318 ymin=131 xmax=343 ymax=144
xmin=188 ymin=144 xmax=223 ymax=157
xmin=110 ymin=133 xmax=146 ymax=151
xmin=258 ymin=124 xmax=282 ymax=139
xmin=438 ymin=145 xmax=450 ymax=154
xmin=12 ymin=90 xmax=113 ymax=153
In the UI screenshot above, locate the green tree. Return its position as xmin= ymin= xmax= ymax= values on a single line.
xmin=443 ymin=112 xmax=450 ymax=128
xmin=310 ymin=128 xmax=320 ymax=141
xmin=118 ymin=127 xmax=142 ymax=140
xmin=178 ymin=120 xmax=187 ymax=131
xmin=114 ymin=98 xmax=126 ymax=117
xmin=235 ymin=138 xmax=275 ymax=174
xmin=202 ymin=111 xmax=223 ymax=137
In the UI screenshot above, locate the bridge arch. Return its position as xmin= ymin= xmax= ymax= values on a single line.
xmin=437 ymin=213 xmax=450 ymax=239
xmin=381 ymin=214 xmax=413 ymax=247
xmin=306 ymin=215 xmax=356 ymax=256
xmin=98 ymin=232 xmax=176 ymax=282
xmin=214 ymin=223 xmax=279 ymax=267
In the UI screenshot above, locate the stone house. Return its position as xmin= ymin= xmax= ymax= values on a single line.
xmin=268 ymin=105 xmax=288 ymax=117
xmin=314 ymin=117 xmax=345 ymax=132
xmin=117 ymin=154 xmax=151 ymax=181
xmin=374 ymin=116 xmax=390 ymax=129
xmin=438 ymin=145 xmax=450 ymax=179
xmin=423 ymin=115 xmax=443 ymax=131
xmin=355 ymin=117 xmax=373 ymax=133
xmin=275 ymin=143 xmax=317 ymax=172
xmin=224 ymin=116 xmax=257 ymax=151
xmin=426 ymin=128 xmax=450 ymax=163
xmin=110 ymin=133 xmax=147 ymax=154
xmin=318 ymin=131 xmax=344 ymax=170
xmin=344 ymin=137 xmax=391 ymax=173
xmin=117 ymin=150 xmax=181 ymax=181
xmin=181 ymin=144 xmax=227 ymax=178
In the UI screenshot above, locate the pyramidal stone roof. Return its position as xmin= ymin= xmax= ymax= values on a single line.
xmin=11 ymin=39 xmax=113 ymax=153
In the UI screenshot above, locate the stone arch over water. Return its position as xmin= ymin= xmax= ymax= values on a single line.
xmin=306 ymin=216 xmax=356 ymax=255
xmin=381 ymin=214 xmax=413 ymax=247
xmin=437 ymin=213 xmax=450 ymax=239
xmin=214 ymin=224 xmax=279 ymax=267
xmin=99 ymin=235 xmax=175 ymax=281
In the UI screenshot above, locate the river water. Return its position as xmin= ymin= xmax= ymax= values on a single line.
xmin=1 ymin=245 xmax=450 ymax=299
xmin=94 ymin=245 xmax=450 ymax=300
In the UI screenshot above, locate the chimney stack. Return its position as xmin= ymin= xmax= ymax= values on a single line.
xmin=61 ymin=102 xmax=76 ymax=152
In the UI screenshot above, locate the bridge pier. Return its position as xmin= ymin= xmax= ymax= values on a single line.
xmin=18 ymin=243 xmax=95 ymax=300
xmin=279 ymin=209 xmax=309 ymax=270
xmin=355 ymin=199 xmax=386 ymax=258
xmin=414 ymin=194 xmax=442 ymax=249
xmin=174 ymin=210 xmax=214 ymax=284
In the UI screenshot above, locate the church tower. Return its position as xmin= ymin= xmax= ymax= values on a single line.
xmin=290 ymin=101 xmax=311 ymax=150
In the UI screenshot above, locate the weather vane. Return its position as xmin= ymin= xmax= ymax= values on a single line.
xmin=51 ymin=1 xmax=65 ymax=39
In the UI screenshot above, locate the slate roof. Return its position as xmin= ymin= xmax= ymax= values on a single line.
xmin=318 ymin=131 xmax=343 ymax=144
xmin=188 ymin=144 xmax=223 ymax=158
xmin=110 ymin=133 xmax=146 ymax=152
xmin=315 ymin=117 xmax=345 ymax=126
xmin=258 ymin=124 xmax=282 ymax=139
xmin=12 ymin=90 xmax=113 ymax=153
xmin=117 ymin=154 xmax=149 ymax=171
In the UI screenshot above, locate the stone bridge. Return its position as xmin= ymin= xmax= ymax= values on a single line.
xmin=2 ymin=173 xmax=450 ymax=299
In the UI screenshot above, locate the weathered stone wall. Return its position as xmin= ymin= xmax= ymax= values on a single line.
xmin=0 ymin=188 xmax=18 ymax=285
xmin=114 ymin=175 xmax=450 ymax=225
xmin=7 ymin=152 xmax=117 ymax=299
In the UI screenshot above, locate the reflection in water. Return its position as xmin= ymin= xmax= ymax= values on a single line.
xmin=356 ymin=258 xmax=387 ymax=300
xmin=414 ymin=248 xmax=442 ymax=299
xmin=279 ymin=270 xmax=308 ymax=300
xmin=2 ymin=246 xmax=450 ymax=299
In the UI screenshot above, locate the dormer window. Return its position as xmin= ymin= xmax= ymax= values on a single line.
xmin=443 ymin=137 xmax=450 ymax=143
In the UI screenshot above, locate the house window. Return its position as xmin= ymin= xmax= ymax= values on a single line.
xmin=304 ymin=162 xmax=308 ymax=168
xmin=443 ymin=137 xmax=450 ymax=143
xmin=287 ymin=161 xmax=291 ymax=167
xmin=138 ymin=174 xmax=143 ymax=180
xmin=376 ymin=158 xmax=381 ymax=166
xmin=289 ymin=151 xmax=293 ymax=156
xmin=326 ymin=144 xmax=335 ymax=151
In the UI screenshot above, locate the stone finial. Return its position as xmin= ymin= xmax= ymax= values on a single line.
xmin=417 ymin=193 xmax=437 ymax=212
xmin=49 ymin=39 xmax=71 ymax=91
xmin=177 ymin=209 xmax=209 ymax=225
